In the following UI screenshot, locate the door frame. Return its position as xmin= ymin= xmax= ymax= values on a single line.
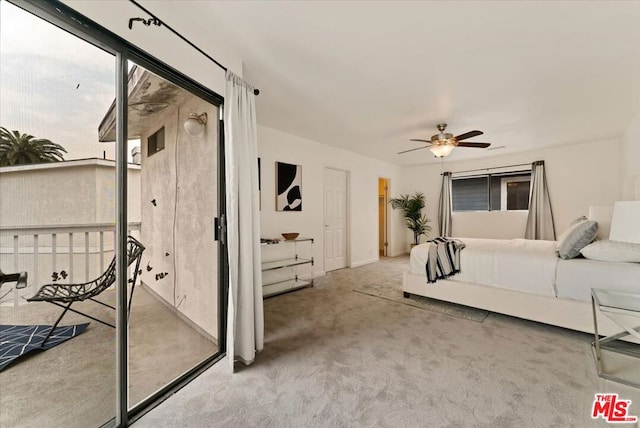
xmin=378 ymin=177 xmax=390 ymax=257
xmin=323 ymin=166 xmax=350 ymax=272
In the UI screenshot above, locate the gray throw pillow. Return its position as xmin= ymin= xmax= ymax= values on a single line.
xmin=556 ymin=218 xmax=586 ymax=249
xmin=557 ymin=220 xmax=598 ymax=259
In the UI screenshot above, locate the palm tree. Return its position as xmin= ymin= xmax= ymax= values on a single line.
xmin=0 ymin=127 xmax=67 ymax=166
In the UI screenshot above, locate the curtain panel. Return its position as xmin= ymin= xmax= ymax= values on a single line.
xmin=525 ymin=160 xmax=556 ymax=240
xmin=224 ymin=70 xmax=264 ymax=370
xmin=438 ymin=172 xmax=453 ymax=237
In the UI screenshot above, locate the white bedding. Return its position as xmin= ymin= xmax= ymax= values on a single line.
xmin=410 ymin=238 xmax=559 ymax=297
xmin=555 ymin=258 xmax=640 ymax=302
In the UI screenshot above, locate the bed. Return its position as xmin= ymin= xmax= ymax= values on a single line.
xmin=402 ymin=203 xmax=640 ymax=337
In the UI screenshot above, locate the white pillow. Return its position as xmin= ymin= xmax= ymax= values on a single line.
xmin=557 ymin=220 xmax=598 ymax=259
xmin=580 ymin=239 xmax=640 ymax=263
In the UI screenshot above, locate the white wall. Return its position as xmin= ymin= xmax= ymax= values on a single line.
xmin=401 ymin=138 xmax=623 ymax=239
xmin=258 ymin=126 xmax=404 ymax=272
xmin=139 ymin=97 xmax=219 ymax=339
xmin=622 ymin=110 xmax=640 ymax=200
xmin=452 ymin=211 xmax=529 ymax=239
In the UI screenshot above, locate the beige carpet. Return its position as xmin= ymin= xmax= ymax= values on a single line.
xmin=134 ymin=256 xmax=640 ymax=428
xmin=353 ymin=282 xmax=488 ymax=323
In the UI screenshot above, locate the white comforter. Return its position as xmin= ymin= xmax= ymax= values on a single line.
xmin=410 ymin=238 xmax=559 ymax=297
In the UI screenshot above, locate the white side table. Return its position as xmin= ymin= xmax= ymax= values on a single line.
xmin=591 ymin=288 xmax=640 ymax=388
xmin=260 ymin=238 xmax=314 ymax=298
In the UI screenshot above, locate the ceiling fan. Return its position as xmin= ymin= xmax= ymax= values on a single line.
xmin=398 ymin=123 xmax=491 ymax=158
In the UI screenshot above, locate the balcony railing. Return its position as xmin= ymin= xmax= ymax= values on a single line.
xmin=0 ymin=222 xmax=141 ymax=306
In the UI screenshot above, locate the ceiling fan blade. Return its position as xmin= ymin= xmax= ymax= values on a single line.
xmin=398 ymin=146 xmax=429 ymax=154
xmin=455 ymin=130 xmax=483 ymax=141
xmin=409 ymin=139 xmax=431 ymax=143
xmin=457 ymin=142 xmax=491 ymax=148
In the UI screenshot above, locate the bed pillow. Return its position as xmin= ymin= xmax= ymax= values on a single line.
xmin=556 ymin=217 xmax=586 ymax=249
xmin=581 ymin=240 xmax=640 ymax=263
xmin=557 ymin=220 xmax=598 ymax=259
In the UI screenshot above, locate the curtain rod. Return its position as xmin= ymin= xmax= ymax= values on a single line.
xmin=448 ymin=162 xmax=533 ymax=176
xmin=128 ymin=0 xmax=260 ymax=96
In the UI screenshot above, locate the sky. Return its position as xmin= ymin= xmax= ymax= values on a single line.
xmin=0 ymin=1 xmax=123 ymax=161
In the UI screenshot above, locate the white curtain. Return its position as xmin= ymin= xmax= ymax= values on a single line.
xmin=525 ymin=160 xmax=556 ymax=240
xmin=438 ymin=172 xmax=452 ymax=237
xmin=224 ymin=70 xmax=263 ymax=370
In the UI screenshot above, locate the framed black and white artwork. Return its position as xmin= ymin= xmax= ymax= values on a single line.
xmin=276 ymin=161 xmax=302 ymax=211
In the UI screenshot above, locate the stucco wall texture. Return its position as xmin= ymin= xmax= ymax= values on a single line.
xmin=139 ymin=95 xmax=219 ymax=340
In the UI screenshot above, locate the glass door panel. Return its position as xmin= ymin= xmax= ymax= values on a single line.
xmin=122 ymin=62 xmax=219 ymax=408
xmin=0 ymin=1 xmax=116 ymax=426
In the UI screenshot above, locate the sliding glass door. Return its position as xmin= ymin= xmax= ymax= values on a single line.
xmin=1 ymin=1 xmax=226 ymax=426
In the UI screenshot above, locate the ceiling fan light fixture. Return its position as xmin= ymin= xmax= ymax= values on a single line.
xmin=429 ymin=143 xmax=456 ymax=158
xmin=399 ymin=123 xmax=489 ymax=156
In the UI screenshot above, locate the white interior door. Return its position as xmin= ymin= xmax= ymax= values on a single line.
xmin=324 ymin=168 xmax=347 ymax=272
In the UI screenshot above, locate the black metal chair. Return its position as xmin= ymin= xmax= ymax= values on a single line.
xmin=27 ymin=236 xmax=145 ymax=346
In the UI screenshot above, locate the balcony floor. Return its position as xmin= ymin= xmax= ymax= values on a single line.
xmin=0 ymin=284 xmax=217 ymax=428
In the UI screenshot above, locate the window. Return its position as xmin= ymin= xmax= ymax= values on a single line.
xmin=147 ymin=126 xmax=165 ymax=156
xmin=502 ymin=176 xmax=530 ymax=210
xmin=452 ymin=171 xmax=531 ymax=212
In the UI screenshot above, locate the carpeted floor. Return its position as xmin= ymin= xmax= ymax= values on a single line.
xmin=353 ymin=282 xmax=488 ymax=323
xmin=134 ymin=256 xmax=640 ymax=428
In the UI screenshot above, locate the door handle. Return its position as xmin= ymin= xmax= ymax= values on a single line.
xmin=215 ymin=215 xmax=226 ymax=244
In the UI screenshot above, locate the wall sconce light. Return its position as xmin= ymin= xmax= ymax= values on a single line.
xmin=183 ymin=112 xmax=207 ymax=136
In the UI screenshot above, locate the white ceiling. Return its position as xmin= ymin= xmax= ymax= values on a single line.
xmin=143 ymin=1 xmax=640 ymax=165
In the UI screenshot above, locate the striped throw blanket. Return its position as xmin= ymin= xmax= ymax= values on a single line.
xmin=425 ymin=237 xmax=466 ymax=283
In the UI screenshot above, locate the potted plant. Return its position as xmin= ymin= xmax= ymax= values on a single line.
xmin=389 ymin=192 xmax=432 ymax=247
